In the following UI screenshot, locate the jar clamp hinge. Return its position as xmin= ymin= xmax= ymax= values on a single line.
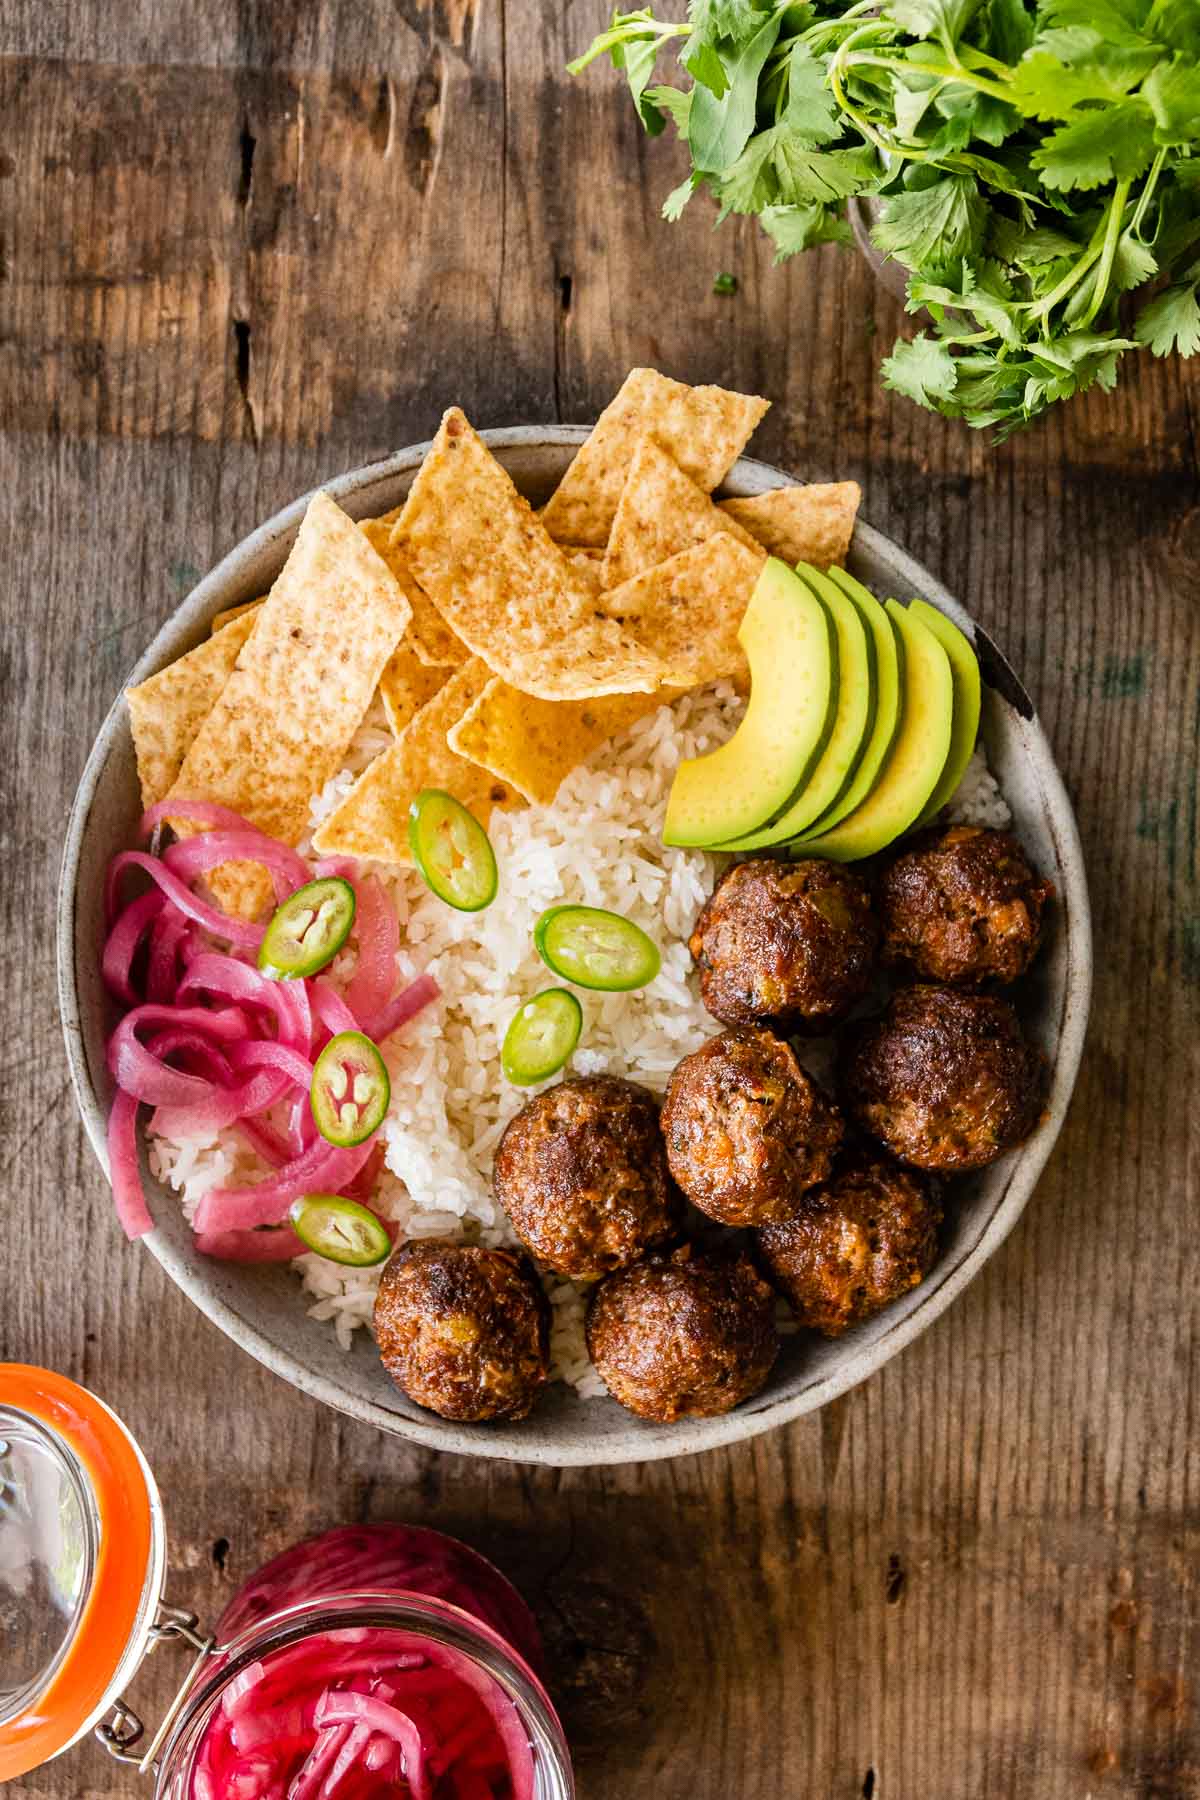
xmin=95 ymin=1602 xmax=215 ymax=1774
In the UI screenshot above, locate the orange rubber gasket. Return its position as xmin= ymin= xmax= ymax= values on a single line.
xmin=0 ymin=1365 xmax=156 ymax=1780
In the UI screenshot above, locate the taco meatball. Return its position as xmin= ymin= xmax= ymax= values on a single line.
xmin=690 ymin=857 xmax=879 ymax=1032
xmin=493 ymin=1075 xmax=682 ymax=1279
xmin=839 ymin=985 xmax=1046 ymax=1174
xmin=660 ymin=1027 xmax=843 ymax=1226
xmin=878 ymin=824 xmax=1053 ymax=987
xmin=756 ymin=1152 xmax=942 ymax=1336
xmin=586 ymin=1245 xmax=779 ymax=1423
xmin=374 ymin=1240 xmax=550 ymax=1423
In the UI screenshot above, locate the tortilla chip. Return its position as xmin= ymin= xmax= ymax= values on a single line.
xmin=210 ymin=598 xmax=263 ymax=634
xmin=539 ymin=369 xmax=769 ymax=548
xmin=127 ymin=610 xmax=259 ymax=809
xmin=447 ymin=678 xmax=682 ymax=806
xmin=719 ymin=482 xmax=860 ymax=570
xmin=378 ymin=639 xmax=452 ymax=737
xmin=394 ymin=409 xmax=667 ymax=701
xmin=360 ymin=514 xmax=465 ymax=667
xmin=601 ymin=437 xmax=762 ymax=589
xmin=166 ymin=491 xmax=413 ymax=917
xmin=311 ymin=660 xmax=522 ymax=863
xmin=565 ymin=547 xmax=605 ymax=596
xmin=600 ymin=534 xmax=765 ymax=689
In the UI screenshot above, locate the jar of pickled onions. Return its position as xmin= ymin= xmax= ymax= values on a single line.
xmin=0 ymin=1366 xmax=574 ymax=1799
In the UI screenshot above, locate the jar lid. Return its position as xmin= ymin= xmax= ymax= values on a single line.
xmin=0 ymin=1366 xmax=165 ymax=1779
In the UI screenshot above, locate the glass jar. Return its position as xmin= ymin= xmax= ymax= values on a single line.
xmin=0 ymin=1366 xmax=574 ymax=1799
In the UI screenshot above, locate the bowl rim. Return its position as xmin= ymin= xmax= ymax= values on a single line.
xmin=57 ymin=424 xmax=1092 ymax=1466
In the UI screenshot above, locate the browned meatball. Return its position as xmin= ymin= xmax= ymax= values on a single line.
xmin=660 ymin=1027 xmax=843 ymax=1226
xmin=839 ymin=985 xmax=1046 ymax=1174
xmin=374 ymin=1240 xmax=550 ymax=1423
xmin=493 ymin=1076 xmax=682 ymax=1279
xmin=756 ymin=1153 xmax=942 ymax=1336
xmin=879 ymin=825 xmax=1053 ymax=987
xmin=690 ymin=858 xmax=879 ymax=1031
xmin=586 ymin=1245 xmax=779 ymax=1422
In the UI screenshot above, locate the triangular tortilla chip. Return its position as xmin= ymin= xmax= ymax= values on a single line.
xmin=210 ymin=599 xmax=263 ymax=635
xmin=379 ymin=639 xmax=452 ymax=737
xmin=360 ymin=513 xmax=465 ymax=667
xmin=601 ymin=437 xmax=762 ymax=589
xmin=166 ymin=492 xmax=413 ymax=917
xmin=447 ymin=678 xmax=683 ymax=806
xmin=600 ymin=535 xmax=765 ymax=689
xmin=394 ymin=410 xmax=667 ymax=701
xmin=719 ymin=482 xmax=860 ymax=570
xmin=540 ymin=369 xmax=769 ymax=548
xmin=312 ymin=660 xmax=523 ymax=863
xmin=127 ymin=609 xmax=259 ymax=809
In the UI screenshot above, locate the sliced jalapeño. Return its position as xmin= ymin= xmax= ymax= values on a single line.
xmin=533 ymin=905 xmax=661 ymax=992
xmin=310 ymin=1030 xmax=390 ymax=1147
xmin=408 ymin=789 xmax=498 ymax=912
xmin=257 ymin=877 xmax=356 ymax=981
xmin=289 ymin=1195 xmax=391 ymax=1267
xmin=501 ymin=988 xmax=584 ymax=1086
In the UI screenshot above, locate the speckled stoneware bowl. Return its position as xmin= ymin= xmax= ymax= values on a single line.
xmin=58 ymin=429 xmax=1092 ymax=1466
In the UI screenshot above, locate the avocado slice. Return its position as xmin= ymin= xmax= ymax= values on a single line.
xmin=662 ymin=558 xmax=837 ymax=849
xmin=794 ymin=600 xmax=954 ymax=863
xmin=715 ymin=567 xmax=875 ymax=850
xmin=796 ymin=566 xmax=902 ymax=840
xmin=909 ymin=598 xmax=982 ymax=826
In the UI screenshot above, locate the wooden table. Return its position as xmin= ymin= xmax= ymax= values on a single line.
xmin=3 ymin=4 xmax=1198 ymax=1795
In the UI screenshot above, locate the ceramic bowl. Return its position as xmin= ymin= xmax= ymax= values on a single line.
xmin=58 ymin=429 xmax=1092 ymax=1466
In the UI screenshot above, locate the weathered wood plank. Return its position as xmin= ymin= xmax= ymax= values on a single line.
xmin=2 ymin=2 xmax=1199 ymax=1797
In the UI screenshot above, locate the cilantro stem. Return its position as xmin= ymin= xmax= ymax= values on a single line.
xmin=845 ymin=49 xmax=1013 ymax=105
xmin=565 ymin=16 xmax=688 ymax=77
xmin=1078 ymin=180 xmax=1132 ymax=330
xmin=1128 ymin=148 xmax=1167 ymax=237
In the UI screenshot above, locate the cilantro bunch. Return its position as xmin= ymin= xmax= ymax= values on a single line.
xmin=570 ymin=0 xmax=1200 ymax=436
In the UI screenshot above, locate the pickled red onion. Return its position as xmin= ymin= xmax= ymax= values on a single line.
xmin=146 ymin=909 xmax=190 ymax=1004
xmin=107 ymin=1004 xmax=250 ymax=1106
xmin=310 ymin=980 xmax=358 ymax=1040
xmin=107 ymin=1089 xmax=154 ymax=1238
xmin=342 ymin=875 xmax=399 ymax=1026
xmin=102 ymin=889 xmax=166 ymax=1006
xmin=362 ymin=971 xmax=441 ymax=1045
xmin=178 ymin=954 xmax=312 ymax=1056
xmin=139 ymin=798 xmax=277 ymax=839
xmin=164 ymin=830 xmax=310 ymax=900
xmin=106 ymin=850 xmax=264 ymax=949
xmin=313 ymin=1693 xmax=431 ymax=1800
xmin=194 ymin=1136 xmax=377 ymax=1235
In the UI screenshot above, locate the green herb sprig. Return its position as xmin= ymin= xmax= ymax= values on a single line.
xmin=570 ymin=0 xmax=1200 ymax=436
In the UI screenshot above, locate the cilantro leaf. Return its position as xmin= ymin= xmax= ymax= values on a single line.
xmin=1008 ymin=37 xmax=1161 ymax=118
xmin=686 ymin=0 xmax=764 ymax=47
xmin=783 ymin=41 xmax=841 ymax=143
xmin=773 ymin=137 xmax=878 ymax=204
xmin=615 ymin=34 xmax=671 ymax=132
xmin=682 ymin=38 xmax=729 ymax=98
xmin=662 ymin=173 xmax=699 ymax=219
xmin=1038 ymin=0 xmax=1158 ymax=49
xmin=645 ymin=83 xmax=693 ymax=133
xmin=688 ymin=10 xmax=782 ymax=171
xmin=889 ymin=0 xmax=985 ymax=42
xmin=761 ymin=202 xmax=853 ymax=259
xmin=1135 ymin=282 xmax=1200 ymax=354
xmin=881 ymin=332 xmax=959 ymax=407
xmin=1143 ymin=54 xmax=1200 ymax=145
xmin=984 ymin=0 xmax=1036 ymax=64
xmin=871 ymin=173 xmax=988 ymax=276
xmin=1031 ymin=101 xmax=1158 ymax=191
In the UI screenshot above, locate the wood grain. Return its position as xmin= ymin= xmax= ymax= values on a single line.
xmin=2 ymin=3 xmax=1199 ymax=1796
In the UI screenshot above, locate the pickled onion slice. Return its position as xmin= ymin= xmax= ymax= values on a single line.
xmin=314 ymin=1692 xmax=432 ymax=1800
xmin=101 ymin=889 xmax=166 ymax=1005
xmin=194 ymin=1136 xmax=377 ymax=1235
xmin=107 ymin=1089 xmax=153 ymax=1239
xmin=106 ymin=850 xmax=265 ymax=948
xmin=342 ymin=875 xmax=398 ymax=1027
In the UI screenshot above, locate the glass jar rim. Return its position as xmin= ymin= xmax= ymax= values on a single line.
xmin=156 ymin=1587 xmax=575 ymax=1799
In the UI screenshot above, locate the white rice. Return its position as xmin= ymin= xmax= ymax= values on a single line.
xmin=148 ymin=697 xmax=1009 ymax=1397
